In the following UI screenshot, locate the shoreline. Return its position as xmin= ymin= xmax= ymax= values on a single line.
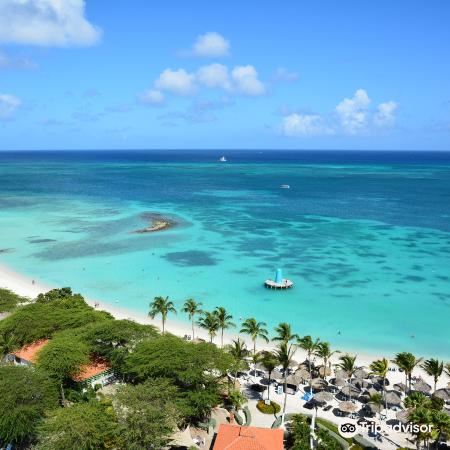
xmin=1 ymin=262 xmax=449 ymax=388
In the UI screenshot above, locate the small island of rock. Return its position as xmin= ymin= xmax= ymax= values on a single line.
xmin=133 ymin=213 xmax=176 ymax=233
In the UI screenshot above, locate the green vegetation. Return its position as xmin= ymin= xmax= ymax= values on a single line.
xmin=115 ymin=379 xmax=180 ymax=449
xmin=256 ymin=399 xmax=281 ymax=414
xmin=1 ymin=288 xmax=450 ymax=450
xmin=0 ymin=365 xmax=59 ymax=447
xmin=0 ymin=288 xmax=28 ymax=313
xmin=0 ymin=288 xmax=238 ymax=448
xmin=35 ymin=401 xmax=119 ymax=450
xmin=287 ymin=414 xmax=342 ymax=450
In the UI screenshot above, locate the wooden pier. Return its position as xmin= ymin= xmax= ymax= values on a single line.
xmin=264 ymin=279 xmax=294 ymax=289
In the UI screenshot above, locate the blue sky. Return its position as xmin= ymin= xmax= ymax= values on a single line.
xmin=0 ymin=0 xmax=449 ymax=150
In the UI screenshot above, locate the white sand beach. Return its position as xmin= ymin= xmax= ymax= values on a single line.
xmin=0 ymin=262 xmax=449 ymax=391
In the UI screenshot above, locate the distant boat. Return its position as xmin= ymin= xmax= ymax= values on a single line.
xmin=280 ymin=184 xmax=290 ymax=189
xmin=219 ymin=156 xmax=227 ymax=162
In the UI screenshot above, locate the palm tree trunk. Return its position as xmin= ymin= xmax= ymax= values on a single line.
xmin=282 ymin=374 xmax=288 ymax=425
xmin=162 ymin=316 xmax=165 ymax=334
xmin=253 ymin=339 xmax=256 ymax=357
xmin=268 ymin=370 xmax=272 ymax=402
xmin=192 ymin=317 xmax=195 ymax=339
xmin=221 ymin=328 xmax=224 ymax=348
xmin=348 ymin=377 xmax=352 ymax=402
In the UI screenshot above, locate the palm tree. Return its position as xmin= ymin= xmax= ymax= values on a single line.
xmin=272 ymin=322 xmax=298 ymax=343
xmin=274 ymin=341 xmax=296 ymax=425
xmin=259 ymin=351 xmax=279 ymax=402
xmin=337 ymin=354 xmax=357 ymax=402
xmin=409 ymin=407 xmax=433 ymax=450
xmin=182 ymin=299 xmax=203 ymax=339
xmin=431 ymin=410 xmax=450 ymax=449
xmin=214 ymin=306 xmax=235 ymax=348
xmin=148 ymin=296 xmax=176 ymax=334
xmin=421 ymin=358 xmax=444 ymax=392
xmin=226 ymin=338 xmax=250 ymax=380
xmin=297 ymin=335 xmax=320 ymax=382
xmin=240 ymin=318 xmax=269 ymax=356
xmin=197 ymin=311 xmax=220 ymax=343
xmin=369 ymin=358 xmax=389 ymax=412
xmin=445 ymin=362 xmax=450 ymax=378
xmin=315 ymin=341 xmax=340 ymax=380
xmin=393 ymin=352 xmax=423 ymax=392
xmin=368 ymin=393 xmax=384 ymax=427
xmin=404 ymin=391 xmax=431 ymax=410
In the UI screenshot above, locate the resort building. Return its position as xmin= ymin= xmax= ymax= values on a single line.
xmin=7 ymin=340 xmax=114 ymax=388
xmin=9 ymin=339 xmax=49 ymax=365
xmin=212 ymin=424 xmax=284 ymax=450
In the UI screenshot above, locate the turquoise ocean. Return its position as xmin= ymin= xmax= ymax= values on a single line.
xmin=0 ymin=150 xmax=449 ymax=357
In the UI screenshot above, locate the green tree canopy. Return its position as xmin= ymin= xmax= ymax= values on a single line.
xmin=35 ymin=400 xmax=119 ymax=450
xmin=37 ymin=335 xmax=90 ymax=405
xmin=0 ymin=290 xmax=112 ymax=347
xmin=114 ymin=378 xmax=180 ymax=450
xmin=0 ymin=288 xmax=28 ymax=313
xmin=0 ymin=365 xmax=59 ymax=446
xmin=81 ymin=319 xmax=158 ymax=373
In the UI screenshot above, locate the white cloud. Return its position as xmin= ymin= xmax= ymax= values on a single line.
xmin=273 ymin=67 xmax=299 ymax=82
xmin=281 ymin=89 xmax=398 ymax=137
xmin=0 ymin=0 xmax=101 ymax=46
xmin=375 ymin=101 xmax=398 ymax=126
xmin=196 ymin=63 xmax=231 ymax=89
xmin=231 ymin=65 xmax=265 ymax=96
xmin=282 ymin=113 xmax=330 ymax=136
xmin=140 ymin=89 xmax=165 ymax=105
xmin=192 ymin=32 xmax=229 ymax=57
xmin=154 ymin=68 xmax=196 ymax=96
xmin=0 ymin=93 xmax=21 ymax=119
xmin=335 ymin=89 xmax=371 ymax=134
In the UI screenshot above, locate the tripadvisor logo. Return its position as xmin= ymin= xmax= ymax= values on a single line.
xmin=340 ymin=419 xmax=433 ymax=437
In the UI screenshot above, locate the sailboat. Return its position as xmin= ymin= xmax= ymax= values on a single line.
xmin=219 ymin=156 xmax=227 ymax=162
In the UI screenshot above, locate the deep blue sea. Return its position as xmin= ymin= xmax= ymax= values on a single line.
xmin=1 ymin=150 xmax=449 ymax=357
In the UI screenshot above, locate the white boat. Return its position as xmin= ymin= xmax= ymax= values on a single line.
xmin=280 ymin=184 xmax=290 ymax=189
xmin=219 ymin=156 xmax=227 ymax=162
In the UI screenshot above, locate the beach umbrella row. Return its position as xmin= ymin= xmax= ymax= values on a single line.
xmin=413 ymin=380 xmax=432 ymax=393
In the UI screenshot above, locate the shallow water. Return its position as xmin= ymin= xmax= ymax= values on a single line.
xmin=1 ymin=150 xmax=449 ymax=357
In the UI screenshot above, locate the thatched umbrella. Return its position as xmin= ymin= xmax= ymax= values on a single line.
xmin=354 ymin=368 xmax=368 ymax=379
xmin=340 ymin=385 xmax=361 ymax=397
xmin=310 ymin=378 xmax=328 ymax=390
xmin=285 ymin=373 xmax=302 ymax=386
xmin=254 ymin=362 xmax=267 ymax=371
xmin=385 ymin=391 xmax=402 ymax=406
xmin=396 ymin=409 xmax=412 ymax=424
xmin=434 ymin=389 xmax=450 ymax=402
xmin=289 ymin=359 xmax=299 ymax=369
xmin=314 ymin=391 xmax=334 ymax=403
xmin=335 ymin=369 xmax=349 ymax=379
xmin=364 ymin=387 xmax=379 ymax=397
xmin=330 ymin=377 xmax=346 ymax=387
xmin=413 ymin=380 xmax=432 ymax=394
xmin=338 ymin=401 xmax=359 ymax=414
xmin=170 ymin=427 xmax=199 ymax=449
xmin=295 ymin=368 xmax=311 ymax=381
xmin=353 ymin=378 xmax=371 ymax=389
xmin=318 ymin=366 xmax=332 ymax=378
xmin=393 ymin=382 xmax=408 ymax=393
xmin=271 ymin=369 xmax=283 ymax=381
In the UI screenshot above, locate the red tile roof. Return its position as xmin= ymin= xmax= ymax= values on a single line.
xmin=213 ymin=424 xmax=284 ymax=450
xmin=72 ymin=360 xmax=111 ymax=382
xmin=12 ymin=339 xmax=49 ymax=363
